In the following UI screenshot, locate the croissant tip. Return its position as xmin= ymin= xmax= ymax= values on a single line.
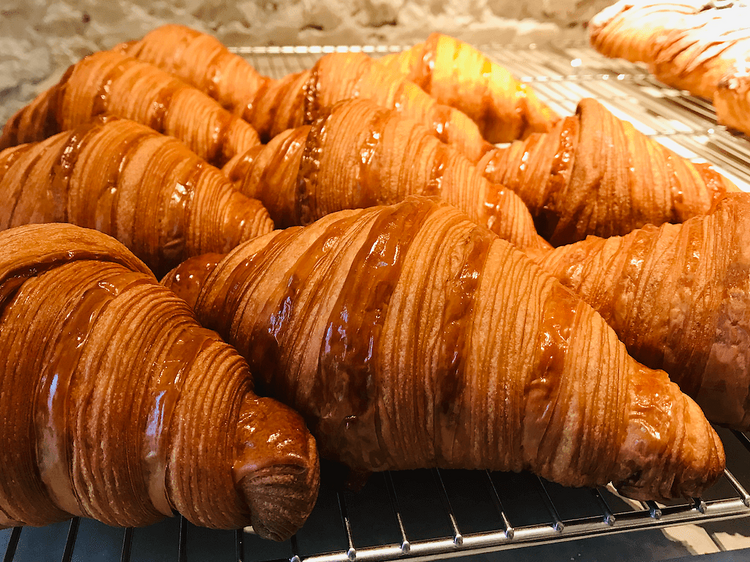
xmin=614 ymin=392 xmax=726 ymax=502
xmin=238 ymin=436 xmax=320 ymax=541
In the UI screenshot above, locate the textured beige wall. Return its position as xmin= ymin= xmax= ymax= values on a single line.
xmin=0 ymin=0 xmax=614 ymax=123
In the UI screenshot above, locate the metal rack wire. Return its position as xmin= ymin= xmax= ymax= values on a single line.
xmin=3 ymin=427 xmax=750 ymax=562
xmin=3 ymin=42 xmax=750 ymax=562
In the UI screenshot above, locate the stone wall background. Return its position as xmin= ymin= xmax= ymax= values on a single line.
xmin=0 ymin=0 xmax=615 ymax=124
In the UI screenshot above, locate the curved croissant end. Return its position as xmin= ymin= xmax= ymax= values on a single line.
xmin=0 ymin=50 xmax=260 ymax=168
xmin=534 ymin=192 xmax=750 ymax=430
xmin=481 ymin=98 xmax=735 ymax=245
xmin=234 ymin=396 xmax=320 ymax=541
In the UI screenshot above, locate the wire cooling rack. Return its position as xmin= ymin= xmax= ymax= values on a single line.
xmin=3 ymin=43 xmax=750 ymax=562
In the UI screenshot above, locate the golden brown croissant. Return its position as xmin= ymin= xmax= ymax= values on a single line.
xmin=376 ymin=33 xmax=560 ymax=143
xmin=0 ymin=50 xmax=260 ymax=167
xmin=480 ymin=98 xmax=736 ymax=245
xmin=248 ymin=52 xmax=494 ymax=163
xmin=0 ymin=117 xmax=272 ymax=276
xmin=222 ymin=99 xmax=549 ymax=252
xmin=0 ymin=223 xmax=319 ymax=540
xmin=588 ymin=0 xmax=705 ymax=64
xmin=649 ymin=6 xmax=750 ymax=100
xmin=531 ymin=192 xmax=750 ymax=429
xmin=115 ymin=24 xmax=271 ymax=116
xmin=163 ymin=197 xmax=724 ymax=502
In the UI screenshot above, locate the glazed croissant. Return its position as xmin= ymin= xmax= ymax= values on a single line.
xmin=480 ymin=98 xmax=736 ymax=245
xmin=532 ymin=192 xmax=750 ymax=429
xmin=113 ymin=25 xmax=502 ymax=162
xmin=0 ymin=223 xmax=319 ymax=540
xmin=376 ymin=32 xmax=560 ymax=143
xmin=0 ymin=50 xmax=260 ymax=168
xmin=588 ymin=0 xmax=705 ymax=64
xmin=114 ymin=24 xmax=271 ymax=116
xmin=245 ymin=52 xmax=494 ymax=163
xmin=163 ymin=197 xmax=724 ymax=502
xmin=222 ymin=99 xmax=549 ymax=252
xmin=119 ymin=25 xmax=555 ymax=147
xmin=0 ymin=117 xmax=272 ymax=276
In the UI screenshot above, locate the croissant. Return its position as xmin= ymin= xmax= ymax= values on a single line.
xmin=588 ymin=0 xmax=705 ymax=64
xmin=222 ymin=99 xmax=549 ymax=252
xmin=376 ymin=32 xmax=560 ymax=143
xmin=649 ymin=6 xmax=750 ymax=100
xmin=114 ymin=24 xmax=271 ymax=116
xmin=163 ymin=196 xmax=724 ymax=502
xmin=589 ymin=3 xmax=750 ymax=136
xmin=480 ymin=97 xmax=736 ymax=245
xmin=531 ymin=192 xmax=750 ymax=429
xmin=0 ymin=117 xmax=272 ymax=276
xmin=0 ymin=223 xmax=319 ymax=540
xmin=0 ymin=50 xmax=260 ymax=168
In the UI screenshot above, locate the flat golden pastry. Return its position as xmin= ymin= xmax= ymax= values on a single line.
xmin=648 ymin=4 xmax=750 ymax=99
xmin=589 ymin=0 xmax=705 ymax=64
xmin=715 ymin=58 xmax=750 ymax=134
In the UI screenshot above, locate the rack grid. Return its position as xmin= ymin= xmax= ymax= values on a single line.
xmin=3 ymin=42 xmax=750 ymax=562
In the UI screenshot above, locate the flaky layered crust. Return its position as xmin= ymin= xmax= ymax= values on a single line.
xmin=0 ymin=50 xmax=260 ymax=167
xmin=0 ymin=118 xmax=272 ymax=276
xmin=165 ymin=197 xmax=725 ymax=502
xmin=114 ymin=24 xmax=271 ymax=117
xmin=376 ymin=33 xmax=559 ymax=143
xmin=243 ymin=51 xmax=494 ymax=163
xmin=0 ymin=224 xmax=319 ymax=540
xmin=480 ymin=98 xmax=735 ymax=245
xmin=223 ymin=99 xmax=549 ymax=251
xmin=535 ymin=192 xmax=750 ymax=429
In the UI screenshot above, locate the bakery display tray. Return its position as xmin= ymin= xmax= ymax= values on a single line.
xmin=3 ymin=43 xmax=750 ymax=562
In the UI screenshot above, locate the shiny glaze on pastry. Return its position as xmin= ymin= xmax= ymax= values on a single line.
xmin=165 ymin=197 xmax=725 ymax=502
xmin=0 ymin=223 xmax=319 ymax=540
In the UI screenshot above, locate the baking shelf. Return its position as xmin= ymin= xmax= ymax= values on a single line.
xmin=3 ymin=43 xmax=750 ymax=562
xmin=3 ymin=427 xmax=750 ymax=562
